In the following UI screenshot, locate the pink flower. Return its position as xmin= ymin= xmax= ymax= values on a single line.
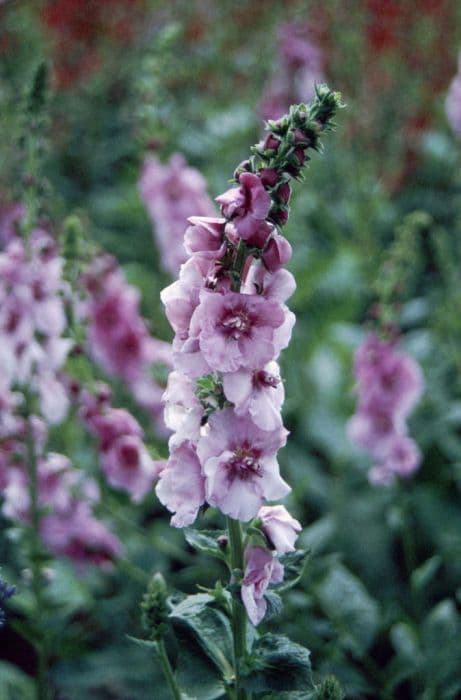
xmin=197 ymin=410 xmax=290 ymax=522
xmin=139 ymin=154 xmax=216 ymax=275
xmin=155 ymin=441 xmax=206 ymax=527
xmin=377 ymin=434 xmax=421 ymax=480
xmin=41 ymin=503 xmax=122 ymax=571
xmin=348 ymin=334 xmax=424 ymax=485
xmin=188 ymin=290 xmax=287 ymax=374
xmin=88 ymin=407 xmax=143 ymax=451
xmin=261 ymin=234 xmax=292 ymax=273
xmin=163 ymin=371 xmax=203 ymax=447
xmin=241 ymin=545 xmax=284 ymax=626
xmin=216 ymin=173 xmax=271 ymax=241
xmin=184 ymin=216 xmax=226 ymax=258
xmin=258 ymin=505 xmax=301 ymax=554
xmin=101 ymin=434 xmax=162 ymax=502
xmin=222 ymin=361 xmax=284 ymax=431
xmin=354 ymin=335 xmax=424 ymax=419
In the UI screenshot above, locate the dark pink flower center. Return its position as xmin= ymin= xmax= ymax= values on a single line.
xmin=255 ymin=370 xmax=280 ymax=388
xmin=119 ymin=443 xmax=140 ymax=469
xmin=221 ymin=308 xmax=251 ymax=340
xmin=227 ymin=444 xmax=262 ymax=481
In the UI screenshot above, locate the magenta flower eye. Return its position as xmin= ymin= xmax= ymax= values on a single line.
xmin=221 ymin=309 xmax=251 ymax=338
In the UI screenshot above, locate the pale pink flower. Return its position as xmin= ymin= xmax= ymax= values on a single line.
xmin=222 ymin=361 xmax=284 ymax=431
xmin=188 ymin=290 xmax=287 ymax=374
xmin=197 ymin=410 xmax=290 ymax=522
xmin=216 ymin=173 xmax=271 ymax=241
xmin=163 ymin=371 xmax=203 ymax=447
xmin=241 ymin=545 xmax=284 ymax=626
xmin=155 ymin=441 xmax=206 ymax=527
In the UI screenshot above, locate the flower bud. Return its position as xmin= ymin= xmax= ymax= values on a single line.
xmin=270 ymin=206 xmax=289 ymax=226
xmin=263 ymin=133 xmax=281 ymax=152
xmin=262 ymin=234 xmax=292 ymax=272
xmin=141 ymin=572 xmax=170 ymax=640
xmin=233 ymin=159 xmax=252 ymax=181
xmin=259 ymin=168 xmax=280 ymax=188
xmin=258 ymin=505 xmax=301 ymax=554
xmin=276 ymin=182 xmax=291 ymax=205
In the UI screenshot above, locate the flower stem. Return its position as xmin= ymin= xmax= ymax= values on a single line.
xmin=227 ymin=517 xmax=247 ymax=700
xmin=25 ymin=420 xmax=49 ymax=700
xmin=156 ymin=637 xmax=182 ymax=700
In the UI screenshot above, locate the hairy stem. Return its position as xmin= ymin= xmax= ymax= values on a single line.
xmin=227 ymin=517 xmax=248 ymax=700
xmin=156 ymin=638 xmax=182 ymax=700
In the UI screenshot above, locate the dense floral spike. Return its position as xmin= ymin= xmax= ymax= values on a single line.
xmin=259 ymin=21 xmax=324 ymax=122
xmin=1 ymin=440 xmax=122 ymax=569
xmin=157 ymin=88 xmax=342 ymax=626
xmin=83 ymin=253 xmax=172 ymax=434
xmin=81 ymin=386 xmax=163 ymax=502
xmin=139 ymin=153 xmax=216 ymax=276
xmin=0 ymin=228 xmax=72 ymax=423
xmin=348 ymin=334 xmax=424 ymax=485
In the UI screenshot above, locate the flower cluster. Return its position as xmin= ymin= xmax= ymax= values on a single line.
xmin=81 ymin=385 xmax=163 ymax=502
xmin=156 ymin=88 xmax=341 ymax=624
xmin=0 ymin=426 xmax=121 ymax=570
xmin=82 ymin=253 xmax=172 ymax=433
xmin=139 ymin=153 xmax=216 ymax=276
xmin=259 ymin=22 xmax=324 ymax=122
xmin=0 ymin=573 xmax=15 ymax=628
xmin=0 ymin=229 xmax=124 ymax=569
xmin=446 ymin=51 xmax=461 ymax=137
xmin=0 ymin=228 xmax=72 ymax=425
xmin=348 ymin=334 xmax=424 ymax=486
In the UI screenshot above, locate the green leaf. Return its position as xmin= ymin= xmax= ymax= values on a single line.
xmin=315 ymin=564 xmax=380 ymax=656
xmin=420 ymin=599 xmax=461 ymax=696
xmin=169 ymin=593 xmax=233 ymax=680
xmin=243 ymin=633 xmax=313 ymax=693
xmin=184 ymin=529 xmax=228 ymax=562
xmin=411 ymin=555 xmax=442 ymax=592
xmin=274 ymin=549 xmax=310 ymax=593
xmin=263 ymin=590 xmax=283 ymax=621
xmin=176 ymin=630 xmax=227 ymax=700
xmin=0 ymin=662 xmax=35 ymax=700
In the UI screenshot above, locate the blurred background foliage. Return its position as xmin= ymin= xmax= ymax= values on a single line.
xmin=1 ymin=0 xmax=461 ymax=698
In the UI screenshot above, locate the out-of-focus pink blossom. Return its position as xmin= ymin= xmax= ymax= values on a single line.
xmin=348 ymin=334 xmax=424 ymax=485
xmin=0 ymin=229 xmax=71 ymax=424
xmin=241 ymin=545 xmax=284 ymax=626
xmin=259 ymin=22 xmax=324 ymax=121
xmin=83 ymin=254 xmax=172 ymax=435
xmin=82 ymin=392 xmax=161 ymax=502
xmin=139 ymin=153 xmax=216 ymax=276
